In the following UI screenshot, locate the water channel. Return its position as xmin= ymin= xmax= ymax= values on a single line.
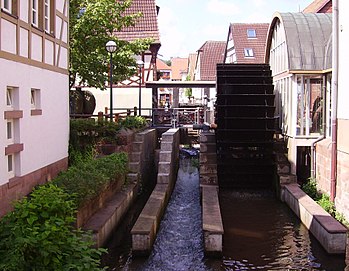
xmin=103 ymin=157 xmax=347 ymax=271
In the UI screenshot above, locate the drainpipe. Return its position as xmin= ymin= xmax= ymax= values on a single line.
xmin=330 ymin=0 xmax=339 ymax=202
xmin=311 ymin=135 xmax=325 ymax=179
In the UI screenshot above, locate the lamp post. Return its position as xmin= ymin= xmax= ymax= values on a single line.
xmin=136 ymin=59 xmax=144 ymax=116
xmin=105 ymin=40 xmax=117 ymax=122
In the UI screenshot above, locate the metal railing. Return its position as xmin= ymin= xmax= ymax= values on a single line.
xmin=70 ymin=106 xmax=206 ymax=127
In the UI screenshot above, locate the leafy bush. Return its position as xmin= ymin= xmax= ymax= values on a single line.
xmin=301 ymin=178 xmax=320 ymax=201
xmin=0 ymin=184 xmax=106 ymax=271
xmin=301 ymin=178 xmax=348 ymax=227
xmin=54 ymin=153 xmax=128 ymax=207
xmin=118 ymin=116 xmax=147 ymax=129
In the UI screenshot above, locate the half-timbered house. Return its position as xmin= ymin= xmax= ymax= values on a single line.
xmin=0 ymin=0 xmax=69 ymax=216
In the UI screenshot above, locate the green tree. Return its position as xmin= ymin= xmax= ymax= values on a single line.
xmin=69 ymin=0 xmax=153 ymax=89
xmin=185 ymin=74 xmax=193 ymax=99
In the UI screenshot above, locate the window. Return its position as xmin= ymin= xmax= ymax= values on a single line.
xmin=32 ymin=0 xmax=38 ymax=26
xmin=7 ymin=154 xmax=14 ymax=178
xmin=7 ymin=120 xmax=13 ymax=143
xmin=244 ymin=48 xmax=254 ymax=57
xmin=6 ymin=87 xmax=13 ymax=107
xmin=2 ymin=0 xmax=11 ymax=12
xmin=44 ymin=0 xmax=50 ymax=32
xmin=31 ymin=88 xmax=41 ymax=109
xmin=247 ymin=29 xmax=256 ymax=38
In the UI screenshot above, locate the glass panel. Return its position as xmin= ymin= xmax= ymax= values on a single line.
xmin=7 ymin=121 xmax=12 ymax=140
xmin=8 ymin=155 xmax=13 ymax=173
xmin=6 ymin=87 xmax=12 ymax=106
xmin=244 ymin=48 xmax=254 ymax=57
xmin=31 ymin=89 xmax=35 ymax=107
xmin=247 ymin=29 xmax=256 ymax=38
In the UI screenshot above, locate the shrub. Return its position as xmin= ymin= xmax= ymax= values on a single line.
xmin=54 ymin=152 xmax=128 ymax=207
xmin=301 ymin=178 xmax=320 ymax=201
xmin=118 ymin=116 xmax=147 ymax=129
xmin=0 ymin=184 xmax=106 ymax=271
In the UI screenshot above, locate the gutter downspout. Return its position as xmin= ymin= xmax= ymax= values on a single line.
xmin=311 ymin=136 xmax=325 ymax=179
xmin=330 ymin=0 xmax=339 ymax=202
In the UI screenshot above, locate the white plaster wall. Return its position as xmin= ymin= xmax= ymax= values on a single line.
xmin=45 ymin=40 xmax=54 ymax=65
xmin=0 ymin=19 xmax=16 ymax=54
xmin=20 ymin=28 xmax=29 ymax=58
xmin=87 ymin=87 xmax=152 ymax=115
xmin=337 ymin=1 xmax=349 ymax=120
xmin=0 ymin=59 xmax=69 ymax=184
xmin=31 ymin=33 xmax=43 ymax=62
xmin=58 ymin=46 xmax=68 ymax=69
xmin=19 ymin=0 xmax=29 ymax=22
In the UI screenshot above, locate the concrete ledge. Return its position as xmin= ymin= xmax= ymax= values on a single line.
xmin=131 ymin=183 xmax=171 ymax=255
xmin=202 ymin=185 xmax=224 ymax=256
xmin=82 ymin=182 xmax=139 ymax=247
xmin=281 ymin=183 xmax=347 ymax=254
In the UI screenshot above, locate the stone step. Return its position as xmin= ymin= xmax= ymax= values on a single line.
xmin=279 ymin=174 xmax=297 ymax=184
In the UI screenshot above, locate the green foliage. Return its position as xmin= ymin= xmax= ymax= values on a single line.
xmin=118 ymin=116 xmax=147 ymax=129
xmin=0 ymin=184 xmax=106 ymax=271
xmin=301 ymin=178 xmax=349 ymax=227
xmin=69 ymin=119 xmax=121 ymax=165
xmin=69 ymin=0 xmax=153 ymax=89
xmin=54 ymin=153 xmax=128 ymax=207
xmin=317 ymin=194 xmax=336 ymax=216
xmin=185 ymin=74 xmax=193 ymax=98
xmin=301 ymin=178 xmax=320 ymax=201
xmin=191 ymin=158 xmax=199 ymax=169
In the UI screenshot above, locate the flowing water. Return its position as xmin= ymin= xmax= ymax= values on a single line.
xmin=103 ymin=157 xmax=346 ymax=270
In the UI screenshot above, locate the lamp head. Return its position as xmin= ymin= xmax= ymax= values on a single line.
xmin=106 ymin=40 xmax=117 ymax=53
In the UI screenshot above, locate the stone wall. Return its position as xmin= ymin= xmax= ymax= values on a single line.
xmin=0 ymin=157 xmax=68 ymax=217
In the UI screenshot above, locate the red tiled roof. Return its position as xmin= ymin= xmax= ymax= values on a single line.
xmin=303 ymin=0 xmax=332 ymax=13
xmin=156 ymin=59 xmax=171 ymax=70
xmin=115 ymin=0 xmax=160 ymax=43
xmin=230 ymin=23 xmax=269 ymax=64
xmin=171 ymin=57 xmax=188 ymax=80
xmin=197 ymin=41 xmax=226 ymax=81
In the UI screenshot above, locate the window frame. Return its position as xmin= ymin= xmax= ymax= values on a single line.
xmin=244 ymin=48 xmax=254 ymax=57
xmin=32 ymin=0 xmax=38 ymax=26
xmin=247 ymin=29 xmax=256 ymax=38
xmin=7 ymin=154 xmax=15 ymax=179
xmin=6 ymin=87 xmax=13 ymax=108
xmin=6 ymin=120 xmax=14 ymax=144
xmin=2 ymin=0 xmax=12 ymax=13
xmin=44 ymin=0 xmax=50 ymax=32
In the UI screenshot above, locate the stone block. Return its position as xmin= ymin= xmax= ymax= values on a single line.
xmin=279 ymin=174 xmax=297 ymax=185
xmin=200 ymin=132 xmax=216 ymax=143
xmin=200 ymin=143 xmax=216 ymax=153
xmin=160 ymin=142 xmax=173 ymax=151
xmin=129 ymin=152 xmax=141 ymax=163
xmin=159 ymin=151 xmax=173 ymax=163
xmin=157 ymin=172 xmax=171 ymax=184
xmin=200 ymin=174 xmax=218 ymax=186
xmin=128 ymin=162 xmax=140 ymax=173
xmin=200 ymin=164 xmax=217 ymax=174
xmin=158 ymin=162 xmax=171 ymax=173
xmin=132 ymin=142 xmax=143 ymax=152
xmin=200 ymin=153 xmax=217 ymax=164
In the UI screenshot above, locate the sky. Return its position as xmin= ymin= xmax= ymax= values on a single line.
xmin=155 ymin=0 xmax=314 ymax=60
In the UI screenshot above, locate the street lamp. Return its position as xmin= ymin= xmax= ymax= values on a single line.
xmin=106 ymin=40 xmax=117 ymax=122
xmin=136 ymin=59 xmax=144 ymax=116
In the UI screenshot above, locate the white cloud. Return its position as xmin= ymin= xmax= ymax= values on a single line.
xmin=206 ymin=0 xmax=241 ymax=16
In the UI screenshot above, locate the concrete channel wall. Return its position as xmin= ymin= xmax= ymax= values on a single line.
xmin=131 ymin=128 xmax=180 ymax=255
xmin=199 ymin=131 xmax=224 ymax=256
xmin=82 ymin=128 xmax=158 ymax=247
xmin=281 ymin=183 xmax=347 ymax=254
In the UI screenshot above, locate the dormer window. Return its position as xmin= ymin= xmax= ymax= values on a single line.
xmin=244 ymin=48 xmax=254 ymax=57
xmin=247 ymin=29 xmax=256 ymax=38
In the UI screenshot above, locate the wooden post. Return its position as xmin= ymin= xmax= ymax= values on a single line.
xmin=127 ymin=109 xmax=131 ymax=116
xmin=134 ymin=106 xmax=137 ymax=116
xmin=114 ymin=113 xmax=119 ymax=123
xmin=97 ymin=111 xmax=103 ymax=122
